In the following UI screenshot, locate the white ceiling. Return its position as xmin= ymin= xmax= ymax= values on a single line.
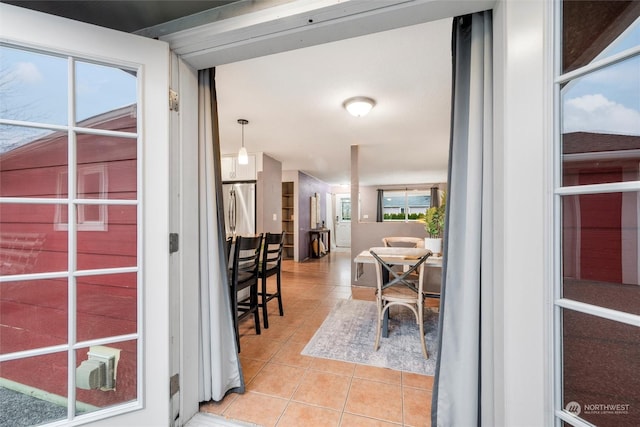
xmin=215 ymin=17 xmax=452 ymax=186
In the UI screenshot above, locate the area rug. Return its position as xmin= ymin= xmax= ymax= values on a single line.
xmin=301 ymin=299 xmax=439 ymax=375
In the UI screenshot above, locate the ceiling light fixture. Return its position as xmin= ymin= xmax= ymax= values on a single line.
xmin=343 ymin=96 xmax=376 ymax=117
xmin=237 ymin=118 xmax=249 ymax=165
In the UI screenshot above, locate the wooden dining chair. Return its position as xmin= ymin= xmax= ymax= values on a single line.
xmin=258 ymin=231 xmax=285 ymax=329
xmin=370 ymin=249 xmax=432 ymax=358
xmin=230 ymin=234 xmax=263 ymax=352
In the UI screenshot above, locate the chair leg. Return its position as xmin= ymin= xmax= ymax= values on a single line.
xmin=276 ymin=271 xmax=284 ymax=316
xmin=374 ymin=297 xmax=384 ymax=351
xmin=252 ymin=284 xmax=261 ymax=336
xmin=261 ymin=276 xmax=269 ymax=329
xmin=418 ymin=304 xmax=428 ymax=359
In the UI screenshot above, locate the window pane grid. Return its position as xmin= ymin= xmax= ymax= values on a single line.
xmin=555 ymin=5 xmax=640 ymax=426
xmin=555 ymin=298 xmax=640 ymax=328
xmin=555 ymin=46 xmax=640 ymax=85
xmin=1 ymin=46 xmax=141 ymax=422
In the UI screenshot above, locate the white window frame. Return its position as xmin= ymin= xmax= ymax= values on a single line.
xmin=381 ymin=188 xmax=430 ymax=222
xmin=552 ymin=4 xmax=640 ymax=426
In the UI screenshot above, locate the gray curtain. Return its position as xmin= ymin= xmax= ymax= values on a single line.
xmin=430 ymin=186 xmax=440 ymax=208
xmin=432 ymin=11 xmax=493 ymax=427
xmin=376 ymin=189 xmax=384 ymax=222
xmin=197 ymin=68 xmax=244 ymax=402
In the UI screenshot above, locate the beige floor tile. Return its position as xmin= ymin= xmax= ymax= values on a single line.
xmin=248 ymin=362 xmax=306 ymax=399
xmin=261 ymin=323 xmax=298 ymax=341
xmin=239 ymin=357 xmax=266 ymax=384
xmin=345 ymin=378 xmax=403 ymax=424
xmin=276 ymin=402 xmax=341 ymax=427
xmin=402 ymin=387 xmax=432 ymax=427
xmin=339 ymin=413 xmax=402 ymax=427
xmin=289 ymin=325 xmax=320 ymax=343
xmin=292 ymin=370 xmax=351 ymax=410
xmin=309 ymin=358 xmax=356 ymax=377
xmin=238 ymin=334 xmax=284 ymax=361
xmin=223 ymin=391 xmax=288 ymax=427
xmin=354 ymin=364 xmax=402 ymax=385
xmin=271 ymin=339 xmax=313 ymax=368
xmin=402 ymin=373 xmax=434 ymax=390
xmin=199 ymin=393 xmax=238 ymax=416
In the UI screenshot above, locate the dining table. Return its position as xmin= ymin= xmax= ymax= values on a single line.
xmin=353 ymin=246 xmax=443 ymax=337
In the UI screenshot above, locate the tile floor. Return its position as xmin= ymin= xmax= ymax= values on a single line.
xmin=200 ymin=250 xmax=436 ymax=427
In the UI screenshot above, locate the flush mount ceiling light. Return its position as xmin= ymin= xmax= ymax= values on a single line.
xmin=343 ymin=96 xmax=376 ymax=117
xmin=237 ymin=118 xmax=249 ymax=165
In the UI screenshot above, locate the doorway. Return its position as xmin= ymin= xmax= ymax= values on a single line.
xmin=335 ymin=193 xmax=351 ymax=248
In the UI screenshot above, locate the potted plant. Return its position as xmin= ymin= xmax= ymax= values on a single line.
xmin=420 ymin=191 xmax=446 ymax=256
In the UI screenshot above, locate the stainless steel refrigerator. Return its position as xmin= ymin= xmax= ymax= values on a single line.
xmin=222 ymin=181 xmax=257 ymax=238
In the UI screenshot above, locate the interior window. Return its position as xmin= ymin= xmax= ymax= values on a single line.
xmin=382 ymin=189 xmax=430 ymax=221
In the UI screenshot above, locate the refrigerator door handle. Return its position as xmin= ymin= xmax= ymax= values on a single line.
xmin=229 ymin=189 xmax=237 ymax=235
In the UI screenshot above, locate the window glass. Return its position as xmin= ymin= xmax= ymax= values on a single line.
xmin=0 ymin=45 xmax=68 ymax=125
xmin=76 ymin=273 xmax=137 ymax=342
xmin=561 ymin=56 xmax=640 ymax=186
xmin=75 ymin=340 xmax=137 ymax=413
xmin=340 ymin=198 xmax=351 ymax=221
xmin=76 ymin=205 xmax=137 ymax=269
xmin=383 ymin=190 xmax=430 ymax=221
xmin=75 ymin=61 xmax=137 ymax=125
xmin=562 ymin=309 xmax=640 ymax=425
xmin=0 ymin=351 xmax=68 ymax=425
xmin=76 ymin=133 xmax=137 ymax=200
xmin=0 ymin=279 xmax=68 ymax=354
xmin=0 ymin=203 xmax=68 ymax=275
xmin=562 ymin=192 xmax=640 ymax=315
xmin=562 ymin=2 xmax=640 ymax=73
xmin=0 ymin=125 xmax=68 ymax=198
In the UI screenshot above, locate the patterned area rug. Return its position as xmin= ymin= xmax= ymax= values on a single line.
xmin=301 ymin=299 xmax=439 ymax=375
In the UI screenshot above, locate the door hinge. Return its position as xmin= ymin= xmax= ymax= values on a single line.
xmin=169 ymin=233 xmax=179 ymax=254
xmin=170 ymin=373 xmax=180 ymax=397
xmin=169 ymin=89 xmax=179 ymax=112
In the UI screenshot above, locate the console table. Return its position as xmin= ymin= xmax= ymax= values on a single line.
xmin=309 ymin=229 xmax=331 ymax=258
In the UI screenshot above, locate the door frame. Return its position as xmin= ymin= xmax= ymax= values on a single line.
xmin=171 ymin=1 xmax=550 ymax=425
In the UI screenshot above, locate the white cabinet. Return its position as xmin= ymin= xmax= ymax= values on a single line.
xmin=221 ymin=154 xmax=256 ymax=181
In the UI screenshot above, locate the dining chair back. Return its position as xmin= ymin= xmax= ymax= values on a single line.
xmin=258 ymin=231 xmax=285 ymax=328
xmin=382 ymin=236 xmax=425 ymax=248
xmin=370 ymin=249 xmax=432 ymax=358
xmin=230 ymin=234 xmax=263 ymax=352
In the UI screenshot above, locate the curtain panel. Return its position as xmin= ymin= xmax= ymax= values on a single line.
xmin=197 ymin=68 xmax=244 ymax=402
xmin=431 ymin=11 xmax=494 ymax=427
xmin=376 ymin=189 xmax=384 ymax=222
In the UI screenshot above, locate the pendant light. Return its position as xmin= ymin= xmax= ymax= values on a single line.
xmin=237 ymin=118 xmax=249 ymax=165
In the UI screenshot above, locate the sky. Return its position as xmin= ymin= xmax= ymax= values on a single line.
xmin=562 ymin=18 xmax=640 ymax=136
xmin=0 ymin=45 xmax=137 ymax=151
